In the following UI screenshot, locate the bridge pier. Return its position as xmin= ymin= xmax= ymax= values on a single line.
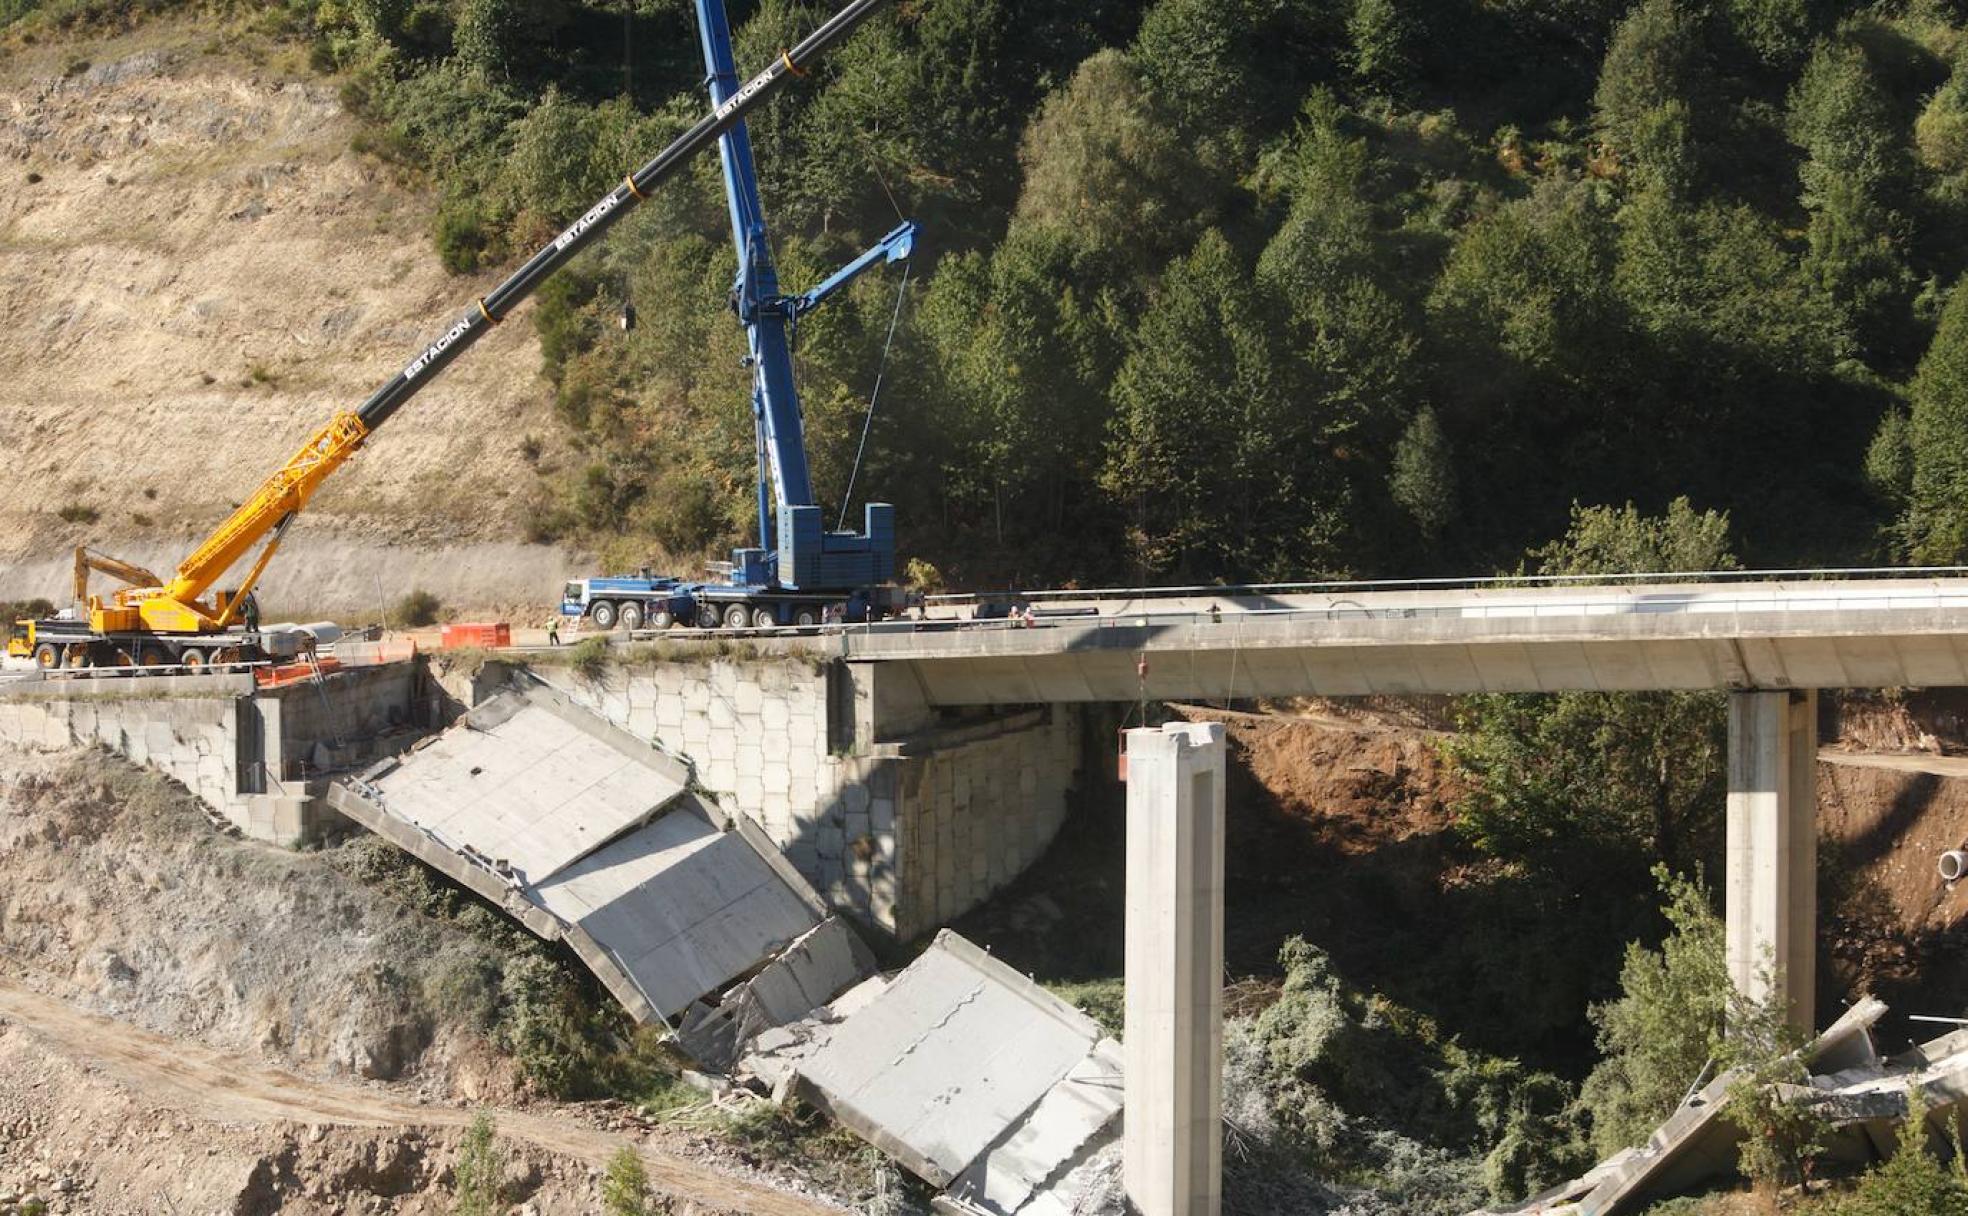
xmin=1124 ymin=721 xmax=1225 ymax=1216
xmin=1726 ymin=688 xmax=1817 ymax=1033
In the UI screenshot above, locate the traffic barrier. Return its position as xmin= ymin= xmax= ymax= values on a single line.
xmin=440 ymin=623 xmax=510 ymax=649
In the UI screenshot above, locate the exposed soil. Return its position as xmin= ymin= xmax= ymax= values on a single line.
xmin=1817 ymin=752 xmax=1968 ymax=1047
xmin=0 ymin=25 xmax=586 ymax=616
xmin=0 ymin=742 xmax=853 ymax=1214
xmin=958 ymin=701 xmax=1476 ymax=1022
xmin=0 ymin=976 xmax=845 ymax=1216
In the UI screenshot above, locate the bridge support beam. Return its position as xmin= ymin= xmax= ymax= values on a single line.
xmin=1726 ymin=689 xmax=1817 ymax=1033
xmin=1124 ymin=721 xmax=1225 ymax=1216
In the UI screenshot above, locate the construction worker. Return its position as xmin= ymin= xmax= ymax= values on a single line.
xmin=545 ymin=615 xmax=561 ymax=646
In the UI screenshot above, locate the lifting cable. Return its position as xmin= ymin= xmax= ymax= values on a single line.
xmin=836 ymin=259 xmax=910 ymax=530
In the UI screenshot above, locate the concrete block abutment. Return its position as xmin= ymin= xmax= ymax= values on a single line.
xmin=532 ymin=656 xmax=1084 ymax=939
xmin=0 ymin=662 xmax=422 ymax=846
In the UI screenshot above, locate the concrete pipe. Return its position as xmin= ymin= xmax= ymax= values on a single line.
xmin=1941 ymin=850 xmax=1968 ymax=882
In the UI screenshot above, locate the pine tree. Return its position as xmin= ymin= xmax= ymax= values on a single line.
xmin=1908 ymin=283 xmax=1968 ymax=561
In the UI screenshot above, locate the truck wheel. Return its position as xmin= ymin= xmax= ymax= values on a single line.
xmin=32 ymin=642 xmax=58 ymax=670
xmin=794 ymin=608 xmax=818 ymax=627
xmin=619 ymin=602 xmax=644 ymax=631
xmin=651 ymin=606 xmax=674 ymax=630
xmin=180 ymin=649 xmax=207 ymax=672
xmin=138 ymin=646 xmax=169 ymax=670
xmin=751 ymin=607 xmax=777 ymax=630
xmin=590 ymin=600 xmax=618 ymax=630
xmin=63 ymin=645 xmax=89 ymax=669
xmin=722 ymin=603 xmax=750 ymax=630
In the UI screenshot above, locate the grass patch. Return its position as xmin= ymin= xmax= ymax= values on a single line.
xmin=1046 ymin=977 xmax=1124 ymax=1037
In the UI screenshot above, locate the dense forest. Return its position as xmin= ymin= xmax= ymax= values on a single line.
xmin=22 ymin=0 xmax=1968 ymax=587
xmin=288 ymin=0 xmax=1968 ymax=587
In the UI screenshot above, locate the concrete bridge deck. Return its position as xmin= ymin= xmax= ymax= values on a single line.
xmin=835 ymin=576 xmax=1968 ymax=704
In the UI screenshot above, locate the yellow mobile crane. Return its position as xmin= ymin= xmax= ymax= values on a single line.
xmin=6 ymin=0 xmax=892 ymax=672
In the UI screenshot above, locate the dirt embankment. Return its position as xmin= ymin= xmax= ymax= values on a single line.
xmin=0 ymin=744 xmax=848 ymax=1214
xmin=0 ymin=28 xmax=587 ymax=616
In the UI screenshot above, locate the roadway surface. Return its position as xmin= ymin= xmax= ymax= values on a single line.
xmin=22 ymin=568 xmax=1968 ymax=704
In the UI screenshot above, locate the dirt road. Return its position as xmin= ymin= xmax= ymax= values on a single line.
xmin=0 ymin=976 xmax=844 ymax=1216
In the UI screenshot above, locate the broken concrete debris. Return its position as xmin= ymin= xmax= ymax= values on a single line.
xmin=744 ymin=931 xmax=1124 ymax=1214
xmin=325 ymin=671 xmax=1121 ymax=1215
xmin=1474 ymin=995 xmax=1968 ymax=1216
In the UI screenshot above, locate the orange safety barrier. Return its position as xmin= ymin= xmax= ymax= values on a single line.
xmin=254 ymin=656 xmax=342 ymax=689
xmin=440 ymin=622 xmax=510 ymax=650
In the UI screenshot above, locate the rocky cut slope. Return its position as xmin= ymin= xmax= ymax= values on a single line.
xmin=0 ymin=25 xmax=585 ymax=616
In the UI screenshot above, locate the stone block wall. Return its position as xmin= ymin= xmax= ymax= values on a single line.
xmin=537 ymin=658 xmax=1082 ymax=939
xmin=0 ymin=663 xmax=420 ymax=847
xmin=0 ymin=676 xmax=245 ymax=822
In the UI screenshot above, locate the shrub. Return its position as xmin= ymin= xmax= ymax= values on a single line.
xmin=395 ymin=589 xmax=442 ymax=627
xmin=56 ymin=503 xmax=98 ymax=524
xmin=451 ymin=1111 xmax=505 ymax=1216
xmin=602 ymin=1146 xmax=653 ymax=1216
xmin=496 ymin=950 xmax=602 ymax=1096
xmin=434 ymin=196 xmax=495 ymax=274
xmin=568 ymin=636 xmax=609 ymax=682
xmin=1835 ymin=1089 xmax=1968 ymax=1216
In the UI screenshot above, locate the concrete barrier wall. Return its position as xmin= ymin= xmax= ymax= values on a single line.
xmin=538 ymin=659 xmax=1081 ymax=939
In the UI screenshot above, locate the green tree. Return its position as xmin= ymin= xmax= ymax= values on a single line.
xmin=1389 ymin=408 xmax=1455 ymax=540
xmin=1907 ymin=281 xmax=1968 ymax=561
xmin=452 ymin=1112 xmax=506 ymax=1216
xmin=1525 ymin=498 xmax=1736 ymax=576
xmin=1593 ymin=0 xmax=1710 ymax=184
xmin=1725 ymin=0 xmax=1822 ymax=69
xmin=1789 ymin=37 xmax=1917 ymax=361
xmin=1720 ymin=981 xmax=1826 ymax=1192
xmin=1013 ymin=49 xmax=1215 ymax=274
xmin=1579 ymin=867 xmax=1730 ymax=1156
xmin=1104 ymin=231 xmax=1347 ymax=580
xmin=1918 ymin=47 xmax=1968 ymax=211
xmin=1868 ymin=408 xmax=1915 ymax=513
xmin=602 ymin=1146 xmax=653 ymax=1216
xmin=1347 ymin=0 xmax=1415 ymax=96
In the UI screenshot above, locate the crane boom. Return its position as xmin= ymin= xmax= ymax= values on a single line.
xmin=93 ymin=0 xmax=894 ymax=638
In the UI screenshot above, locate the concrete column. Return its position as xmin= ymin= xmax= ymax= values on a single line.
xmin=1726 ymin=689 xmax=1817 ymax=1033
xmin=1124 ymin=721 xmax=1225 ymax=1216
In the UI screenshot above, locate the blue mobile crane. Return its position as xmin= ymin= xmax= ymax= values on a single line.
xmin=562 ymin=0 xmax=919 ymax=633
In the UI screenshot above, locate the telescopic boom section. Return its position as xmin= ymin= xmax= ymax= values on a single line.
xmin=124 ymin=0 xmax=893 ymax=631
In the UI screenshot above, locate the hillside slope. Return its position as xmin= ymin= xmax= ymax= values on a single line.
xmin=0 ymin=26 xmax=584 ymax=616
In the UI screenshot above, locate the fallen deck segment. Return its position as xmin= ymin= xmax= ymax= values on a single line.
xmin=745 ymin=929 xmax=1125 ymax=1213
xmin=356 ymin=679 xmax=692 ymax=883
xmin=328 ymin=674 xmax=846 ymax=1023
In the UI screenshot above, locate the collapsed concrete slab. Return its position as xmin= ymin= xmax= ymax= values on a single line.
xmin=346 ymin=679 xmax=691 ymax=883
xmin=745 ymin=930 xmax=1124 ymax=1213
xmin=1477 ymin=997 xmax=1894 ymax=1216
xmin=328 ymin=674 xmax=868 ymax=1025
